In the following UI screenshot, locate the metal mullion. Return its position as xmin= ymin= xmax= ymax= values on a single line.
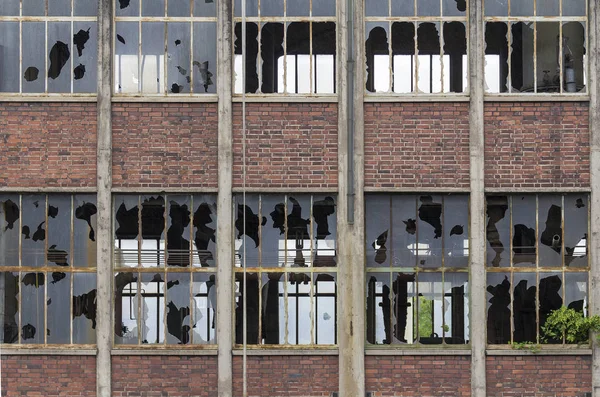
xmin=17 ymin=194 xmax=22 ymax=344
xmin=533 ymin=20 xmax=537 ymax=92
xmin=413 ymin=21 xmax=418 ymax=93
xmin=508 ymin=270 xmax=515 ymax=344
xmin=284 ymin=195 xmax=289 ymax=344
xmin=43 ymin=194 xmax=48 ymax=346
xmin=309 ymin=269 xmax=315 ymax=345
xmin=282 ymin=21 xmax=287 ymax=93
xmin=19 ymin=0 xmax=23 ymax=94
xmin=561 ymin=195 xmax=565 ymax=269
xmin=309 ymin=21 xmax=313 ymax=93
xmin=137 ymin=196 xmax=142 ymax=269
xmin=507 ymin=21 xmax=512 ymax=93
xmin=388 ymin=20 xmax=392 ymax=93
xmin=414 ymin=196 xmax=418 ymax=267
xmin=258 ymin=271 xmax=263 ymax=344
xmin=138 ymin=9 xmax=142 ymax=93
xmin=136 ymin=271 xmax=142 ymax=345
xmin=535 ymin=195 xmax=540 ymax=343
xmin=164 ymin=17 xmax=168 ymax=95
xmin=388 ymin=196 xmax=393 ymax=268
xmin=70 ymin=195 xmax=74 ymax=344
xmin=509 ymin=196 xmax=513 ymax=268
xmin=70 ymin=0 xmax=74 ymax=93
xmin=415 ymin=271 xmax=420 ymax=344
xmin=44 ymin=19 xmax=48 ymax=93
xmin=559 ymin=17 xmax=563 ymax=94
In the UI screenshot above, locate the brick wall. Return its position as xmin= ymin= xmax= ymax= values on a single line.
xmin=0 ymin=103 xmax=97 ymax=188
xmin=232 ymin=355 xmax=338 ymax=396
xmin=365 ymin=355 xmax=471 ymax=397
xmin=232 ymin=103 xmax=338 ymax=189
xmin=112 ymin=355 xmax=218 ymax=397
xmin=484 ymin=102 xmax=590 ymax=189
xmin=112 ymin=103 xmax=218 ymax=189
xmin=364 ymin=103 xmax=470 ymax=189
xmin=486 ymin=355 xmax=591 ymax=397
xmin=1 ymin=355 xmax=96 ymax=396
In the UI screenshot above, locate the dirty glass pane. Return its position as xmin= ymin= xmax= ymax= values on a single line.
xmin=564 ymin=195 xmax=588 ymax=268
xmin=116 ymin=0 xmax=139 ymax=16
xmin=287 ymin=0 xmax=309 ymax=16
xmin=261 ymin=0 xmax=284 ymax=16
xmin=0 ymin=272 xmax=19 ymax=344
xmin=390 ymin=196 xmax=417 ymax=267
xmin=444 ymin=273 xmax=469 ymax=344
xmin=511 ymin=22 xmax=534 ymax=92
xmin=536 ymin=0 xmax=559 ymax=16
xmin=166 ymin=195 xmax=192 ymax=267
xmin=114 ymin=22 xmax=139 ymax=94
xmin=23 ymin=0 xmax=45 ymax=16
xmin=47 ymin=272 xmax=71 ymax=344
xmin=443 ymin=22 xmax=467 ymax=93
xmin=235 ymin=272 xmax=259 ymax=344
xmin=287 ymin=272 xmax=312 ymax=344
xmin=47 ymin=22 xmax=72 ymax=93
xmin=484 ymin=22 xmax=508 ymax=93
xmin=391 ymin=0 xmax=415 ymax=16
xmin=166 ymin=272 xmax=191 ymax=344
xmin=192 ymin=195 xmax=217 ymax=268
xmin=512 ymin=195 xmax=536 ymax=266
xmin=0 ymin=0 xmax=20 ymax=15
xmin=141 ymin=22 xmax=166 ymax=94
xmin=417 ymin=22 xmax=442 ymax=93
xmin=393 ymin=272 xmax=416 ymax=344
xmin=140 ymin=195 xmax=165 ymax=267
xmin=22 ymin=22 xmax=46 ymax=93
xmin=416 ymin=272 xmax=443 ymax=344
xmin=443 ymin=0 xmax=466 ymax=16
xmin=114 ymin=272 xmax=139 ymax=344
xmin=260 ymin=272 xmax=284 ymax=344
xmin=366 ymin=23 xmax=390 ymax=93
xmin=22 ymin=195 xmax=46 ymax=267
xmin=21 ymin=272 xmax=45 ymax=343
xmin=365 ymin=0 xmax=388 ymax=17
xmin=313 ymin=0 xmax=335 ymax=16
xmin=73 ymin=22 xmax=98 ymax=93
xmin=565 ymin=273 xmax=587 ymax=314
xmin=168 ymin=0 xmax=191 ymax=16
xmin=366 ymin=196 xmax=391 ymax=268
xmin=47 ymin=195 xmax=71 ymax=267
xmin=193 ymin=22 xmax=217 ymax=93
xmin=536 ymin=22 xmax=560 ymax=93
xmin=140 ymin=273 xmax=164 ymax=344
xmin=563 ymin=22 xmax=586 ymax=93
xmin=511 ymin=0 xmax=533 ymax=16
xmin=73 ymin=194 xmax=97 ymax=268
xmin=234 ymin=0 xmax=258 ymax=17
xmin=235 ymin=195 xmax=260 ymax=268
xmin=444 ymin=196 xmax=469 ymax=268
xmin=418 ymin=0 xmax=440 ymax=16
xmin=484 ymin=0 xmax=507 ymax=16
xmin=486 ymin=196 xmax=510 ymax=267
xmin=486 ymin=272 xmax=511 ymax=344
xmin=313 ymin=195 xmax=337 ymax=267
xmin=512 ymin=272 xmax=537 ymax=343
xmin=366 ymin=272 xmax=390 ymax=344
xmin=114 ymin=195 xmax=139 ymax=268
xmin=314 ymin=273 xmax=336 ymax=344
xmin=72 ymin=273 xmax=96 ymax=344
xmin=167 ymin=23 xmax=191 ymax=94
xmin=0 ymin=195 xmax=20 ymax=266
xmin=0 ymin=22 xmax=20 ymax=92
xmin=261 ymin=196 xmax=285 ymax=267
xmin=563 ymin=0 xmax=586 ymax=16
xmin=192 ymin=273 xmax=216 ymax=344
xmin=49 ymin=0 xmax=71 ymax=16
xmin=539 ymin=272 xmax=563 ymax=342
xmin=142 ymin=0 xmax=165 ymax=16
xmin=74 ymin=0 xmax=98 ymax=16
xmin=416 ymin=195 xmax=443 ymax=267
xmin=538 ymin=195 xmax=562 ymax=268
xmin=194 ymin=0 xmax=217 ymax=16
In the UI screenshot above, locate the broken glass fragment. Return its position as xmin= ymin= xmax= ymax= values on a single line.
xmin=24 ymin=67 xmax=40 ymax=82
xmin=73 ymin=28 xmax=91 ymax=57
xmin=48 ymin=41 xmax=70 ymax=80
xmin=167 ymin=198 xmax=191 ymax=267
xmin=193 ymin=200 xmax=216 ymax=267
xmin=487 ymin=273 xmax=511 ymax=344
xmin=166 ymin=273 xmax=191 ymax=344
xmin=73 ymin=273 xmax=97 ymax=343
xmin=47 ymin=272 xmax=70 ymax=343
xmin=117 ymin=34 xmax=126 ymax=45
xmin=513 ymin=273 xmax=537 ymax=342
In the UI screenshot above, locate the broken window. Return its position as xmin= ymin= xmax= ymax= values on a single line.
xmin=0 ymin=194 xmax=97 ymax=345
xmin=0 ymin=1 xmax=98 ymax=94
xmin=233 ymin=0 xmax=336 ymax=95
xmin=365 ymin=0 xmax=468 ymax=94
xmin=486 ymin=194 xmax=590 ymax=345
xmin=234 ymin=194 xmax=337 ymax=346
xmin=113 ymin=194 xmax=217 ymax=346
xmin=114 ymin=0 xmax=217 ymax=95
xmin=484 ymin=0 xmax=587 ymax=93
xmin=365 ymin=194 xmax=469 ymax=346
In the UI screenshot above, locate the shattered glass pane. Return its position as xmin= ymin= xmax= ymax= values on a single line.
xmin=193 ymin=22 xmax=217 ymax=93
xmin=0 ymin=272 xmax=19 ymax=344
xmin=444 ymin=196 xmax=469 ymax=268
xmin=233 ymin=23 xmax=259 ymax=93
xmin=444 ymin=273 xmax=469 ymax=344
xmin=391 ymin=195 xmax=417 ymax=267
xmin=484 ymin=0 xmax=507 ymax=16
xmin=512 ymin=272 xmax=537 ymax=343
xmin=167 ymin=196 xmax=192 ymax=267
xmin=140 ymin=195 xmax=165 ymax=267
xmin=366 ymin=23 xmax=390 ymax=93
xmin=47 ymin=195 xmax=72 ymax=268
xmin=313 ymin=195 xmax=337 ymax=267
xmin=166 ymin=272 xmax=191 ymax=344
xmin=22 ymin=22 xmax=46 ymax=93
xmin=394 ymin=272 xmax=416 ymax=344
xmin=486 ymin=196 xmax=510 ymax=268
xmin=167 ymin=23 xmax=192 ymax=94
xmin=114 ymin=272 xmax=139 ymax=344
xmin=0 ymin=195 xmax=20 ymax=266
xmin=141 ymin=22 xmax=166 ymax=94
xmin=192 ymin=273 xmax=216 ymax=344
xmin=47 ymin=22 xmax=72 ymax=93
xmin=391 ymin=22 xmax=416 ymax=93
xmin=73 ymin=194 xmax=97 ymax=268
xmin=486 ymin=272 xmax=511 ymax=344
xmin=314 ymin=273 xmax=336 ymax=344
xmin=538 ymin=195 xmax=562 ymax=267
xmin=287 ymin=272 xmax=312 ymax=344
xmin=366 ymin=272 xmax=390 ymax=344
xmin=563 ymin=22 xmax=586 ymax=93
xmin=416 ymin=273 xmax=443 ymax=344
xmin=114 ymin=195 xmax=140 ymax=268
xmin=142 ymin=0 xmax=165 ymax=16
xmin=416 ymin=22 xmax=442 ymax=93
xmin=284 ymin=195 xmax=312 ymax=267
xmin=512 ymin=195 xmax=536 ymax=266
xmin=234 ymin=195 xmax=260 ymax=268
xmin=114 ymin=22 xmax=140 ymax=94
xmin=261 ymin=272 xmax=284 ymax=344
xmin=116 ymin=0 xmax=140 ymax=16
xmin=73 ymin=22 xmax=98 ymax=93
xmin=443 ymin=0 xmax=466 ymax=16
xmin=366 ymin=196 xmax=391 ymax=268
xmin=194 ymin=0 xmax=216 ymax=16
xmin=262 ymin=196 xmax=286 ymax=268
xmin=192 ymin=195 xmax=217 ymax=268
xmin=564 ymin=195 xmax=588 ymax=267
xmin=22 ymin=0 xmax=45 ymax=16
xmin=443 ymin=22 xmax=467 ymax=93
xmin=564 ymin=273 xmax=587 ymax=316
xmin=21 ymin=195 xmax=46 ymax=267
xmin=47 ymin=272 xmax=71 ymax=344
xmin=311 ymin=23 xmax=336 ymax=94
xmin=416 ymin=195 xmax=443 ymax=267
xmin=263 ymin=23 xmax=285 ymax=93
xmin=536 ymin=22 xmax=561 ymax=93
xmin=73 ymin=273 xmax=97 ymax=344
xmin=0 ymin=22 xmax=20 ymax=92
xmin=511 ymin=22 xmax=534 ymax=92
xmin=168 ymin=0 xmax=191 ymax=17
xmin=21 ymin=272 xmax=45 ymax=343
xmin=140 ymin=272 xmax=165 ymax=344
xmin=365 ymin=0 xmax=388 ymax=17
xmin=539 ymin=273 xmax=563 ymax=341
xmin=235 ymin=272 xmax=259 ymax=344
xmin=484 ymin=22 xmax=509 ymax=93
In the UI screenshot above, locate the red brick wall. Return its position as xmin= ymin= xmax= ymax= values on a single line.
xmin=112 ymin=355 xmax=218 ymax=397
xmin=232 ymin=103 xmax=338 ymax=189
xmin=365 ymin=355 xmax=471 ymax=397
xmin=364 ymin=103 xmax=470 ymax=189
xmin=484 ymin=102 xmax=590 ymax=189
xmin=1 ymin=355 xmax=96 ymax=396
xmin=486 ymin=355 xmax=591 ymax=397
xmin=232 ymin=355 xmax=338 ymax=396
xmin=112 ymin=103 xmax=218 ymax=189
xmin=0 ymin=103 xmax=97 ymax=188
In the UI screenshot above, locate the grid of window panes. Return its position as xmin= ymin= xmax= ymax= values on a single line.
xmin=113 ymin=194 xmax=217 ymax=346
xmin=0 ymin=0 xmax=98 ymax=94
xmin=233 ymin=0 xmax=337 ymax=95
xmin=365 ymin=194 xmax=470 ymax=346
xmin=364 ymin=0 xmax=468 ymax=94
xmin=484 ymin=0 xmax=587 ymax=94
xmin=114 ymin=0 xmax=217 ymax=95
xmin=234 ymin=194 xmax=337 ymax=346
xmin=485 ymin=194 xmax=590 ymax=345
xmin=0 ymin=194 xmax=97 ymax=345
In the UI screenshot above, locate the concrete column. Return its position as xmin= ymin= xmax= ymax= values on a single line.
xmin=468 ymin=1 xmax=486 ymax=397
xmin=337 ymin=0 xmax=366 ymax=393
xmin=216 ymin=0 xmax=233 ymax=394
xmin=589 ymin=0 xmax=600 ymax=396
xmin=95 ymin=0 xmax=113 ymax=396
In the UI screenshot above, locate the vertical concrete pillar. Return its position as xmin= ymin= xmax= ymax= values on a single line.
xmin=95 ymin=0 xmax=113 ymax=396
xmin=216 ymin=0 xmax=233 ymax=394
xmin=468 ymin=1 xmax=486 ymax=397
xmin=337 ymin=0 xmax=366 ymax=394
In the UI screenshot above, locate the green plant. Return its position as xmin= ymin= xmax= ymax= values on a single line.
xmin=541 ymin=306 xmax=600 ymax=344
xmin=509 ymin=341 xmax=541 ymax=353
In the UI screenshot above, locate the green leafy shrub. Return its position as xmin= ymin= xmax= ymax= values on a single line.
xmin=541 ymin=307 xmax=600 ymax=344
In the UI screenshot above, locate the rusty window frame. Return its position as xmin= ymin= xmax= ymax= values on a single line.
xmin=483 ymin=0 xmax=588 ymax=94
xmin=485 ymin=194 xmax=591 ymax=346
xmin=233 ymin=194 xmax=338 ymax=347
xmin=364 ymin=0 xmax=469 ymax=95
xmin=232 ymin=0 xmax=338 ymax=96
xmin=0 ymin=193 xmax=98 ymax=347
xmin=0 ymin=0 xmax=98 ymax=96
xmin=364 ymin=194 xmax=470 ymax=348
xmin=113 ymin=0 xmax=217 ymax=96
xmin=112 ymin=194 xmax=217 ymax=348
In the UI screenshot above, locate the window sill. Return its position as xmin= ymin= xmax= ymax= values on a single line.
xmin=484 ymin=93 xmax=590 ymax=102
xmin=364 ymin=94 xmax=470 ymax=102
xmin=232 ymin=348 xmax=338 ymax=355
xmin=111 ymin=348 xmax=218 ymax=355
xmin=112 ymin=94 xmax=218 ymax=102
xmin=486 ymin=346 xmax=592 ymax=356
xmin=0 ymin=94 xmax=97 ymax=102
xmin=365 ymin=347 xmax=470 ymax=356
xmin=232 ymin=94 xmax=338 ymax=103
xmin=0 ymin=346 xmax=97 ymax=355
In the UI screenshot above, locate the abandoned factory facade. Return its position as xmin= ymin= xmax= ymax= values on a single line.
xmin=0 ymin=0 xmax=599 ymax=396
